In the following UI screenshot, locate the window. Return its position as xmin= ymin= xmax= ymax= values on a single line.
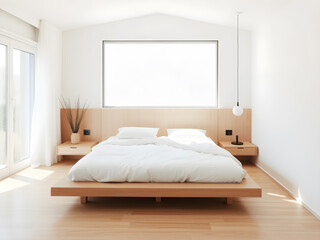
xmin=103 ymin=41 xmax=218 ymax=107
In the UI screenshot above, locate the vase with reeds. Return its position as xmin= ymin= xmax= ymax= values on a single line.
xmin=60 ymin=97 xmax=88 ymax=144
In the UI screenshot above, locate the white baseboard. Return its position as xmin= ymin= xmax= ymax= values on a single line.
xmin=255 ymin=162 xmax=320 ymax=220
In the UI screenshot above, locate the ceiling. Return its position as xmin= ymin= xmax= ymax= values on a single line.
xmin=0 ymin=0 xmax=293 ymax=31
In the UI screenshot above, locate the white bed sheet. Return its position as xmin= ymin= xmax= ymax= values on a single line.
xmin=68 ymin=136 xmax=247 ymax=183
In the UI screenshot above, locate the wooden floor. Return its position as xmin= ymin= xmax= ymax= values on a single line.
xmin=0 ymin=160 xmax=319 ymax=240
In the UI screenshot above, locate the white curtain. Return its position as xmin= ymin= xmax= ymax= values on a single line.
xmin=30 ymin=20 xmax=62 ymax=167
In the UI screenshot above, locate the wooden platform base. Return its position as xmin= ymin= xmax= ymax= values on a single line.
xmin=79 ymin=196 xmax=234 ymax=205
xmin=51 ymin=175 xmax=261 ymax=205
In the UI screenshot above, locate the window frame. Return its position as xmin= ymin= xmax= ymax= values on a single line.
xmin=0 ymin=35 xmax=9 ymax=179
xmin=102 ymin=40 xmax=219 ymax=108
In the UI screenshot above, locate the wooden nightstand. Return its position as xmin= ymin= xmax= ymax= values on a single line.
xmin=56 ymin=141 xmax=98 ymax=156
xmin=219 ymin=141 xmax=258 ymax=156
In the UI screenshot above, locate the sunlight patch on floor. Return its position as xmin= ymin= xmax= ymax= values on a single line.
xmin=0 ymin=177 xmax=29 ymax=194
xmin=282 ymin=199 xmax=301 ymax=204
xmin=296 ymin=189 xmax=302 ymax=204
xmin=267 ymin=192 xmax=286 ymax=198
xmin=16 ymin=168 xmax=54 ymax=180
xmin=282 ymin=189 xmax=302 ymax=205
xmin=268 ymin=189 xmax=302 ymax=205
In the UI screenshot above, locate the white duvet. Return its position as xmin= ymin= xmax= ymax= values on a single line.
xmin=68 ymin=136 xmax=247 ymax=183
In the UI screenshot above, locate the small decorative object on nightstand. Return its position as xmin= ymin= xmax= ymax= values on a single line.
xmin=219 ymin=141 xmax=258 ymax=156
xmin=231 ymin=135 xmax=243 ymax=145
xmin=60 ymin=97 xmax=89 ymax=144
xmin=56 ymin=141 xmax=98 ymax=156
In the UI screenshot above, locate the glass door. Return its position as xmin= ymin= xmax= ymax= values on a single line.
xmin=0 ymin=39 xmax=8 ymax=179
xmin=0 ymin=36 xmax=36 ymax=179
xmin=12 ymin=48 xmax=35 ymax=167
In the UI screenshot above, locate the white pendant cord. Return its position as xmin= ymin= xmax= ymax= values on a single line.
xmin=233 ymin=12 xmax=243 ymax=117
xmin=236 ymin=12 xmax=240 ymax=106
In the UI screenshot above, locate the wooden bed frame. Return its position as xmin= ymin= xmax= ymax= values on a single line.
xmin=54 ymin=108 xmax=261 ymax=205
xmin=51 ymin=175 xmax=261 ymax=204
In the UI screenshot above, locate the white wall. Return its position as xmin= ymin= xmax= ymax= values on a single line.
xmin=62 ymin=14 xmax=251 ymax=108
xmin=252 ymin=0 xmax=320 ymax=218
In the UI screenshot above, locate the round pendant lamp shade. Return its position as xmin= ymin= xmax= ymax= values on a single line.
xmin=233 ymin=12 xmax=243 ymax=116
xmin=233 ymin=105 xmax=243 ymax=116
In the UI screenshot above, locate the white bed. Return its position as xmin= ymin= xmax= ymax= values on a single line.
xmin=68 ymin=132 xmax=247 ymax=183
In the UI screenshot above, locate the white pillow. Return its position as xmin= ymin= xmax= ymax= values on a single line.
xmin=116 ymin=127 xmax=159 ymax=139
xmin=167 ymin=128 xmax=207 ymax=137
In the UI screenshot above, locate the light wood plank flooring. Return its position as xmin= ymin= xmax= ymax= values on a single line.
xmin=0 ymin=160 xmax=319 ymax=240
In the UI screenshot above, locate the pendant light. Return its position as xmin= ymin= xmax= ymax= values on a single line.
xmin=232 ymin=12 xmax=244 ymax=116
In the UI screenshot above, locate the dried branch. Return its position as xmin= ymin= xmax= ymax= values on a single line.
xmin=59 ymin=97 xmax=89 ymax=133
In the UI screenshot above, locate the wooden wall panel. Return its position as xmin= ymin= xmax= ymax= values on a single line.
xmin=218 ymin=108 xmax=251 ymax=142
xmin=101 ymin=109 xmax=218 ymax=142
xmin=60 ymin=109 xmax=102 ymax=143
xmin=60 ymin=108 xmax=252 ymax=144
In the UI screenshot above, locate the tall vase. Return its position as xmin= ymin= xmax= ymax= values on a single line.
xmin=71 ymin=132 xmax=80 ymax=144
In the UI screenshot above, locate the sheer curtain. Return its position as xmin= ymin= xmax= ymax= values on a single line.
xmin=30 ymin=20 xmax=62 ymax=167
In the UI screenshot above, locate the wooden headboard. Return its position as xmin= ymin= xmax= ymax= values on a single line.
xmin=61 ymin=108 xmax=252 ymax=144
